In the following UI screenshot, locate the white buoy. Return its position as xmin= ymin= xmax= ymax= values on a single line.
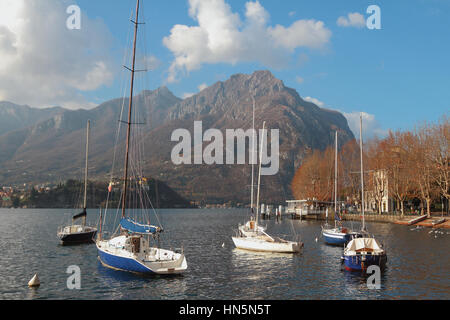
xmin=222 ymin=242 xmax=225 ymax=248
xmin=28 ymin=274 xmax=40 ymax=288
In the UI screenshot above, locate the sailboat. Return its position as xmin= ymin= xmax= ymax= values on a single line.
xmin=237 ymin=94 xmax=266 ymax=238
xmin=57 ymin=120 xmax=97 ymax=244
xmin=232 ymin=121 xmax=303 ymax=253
xmin=95 ymin=0 xmax=187 ymax=275
xmin=342 ymin=115 xmax=387 ymax=272
xmin=322 ymin=131 xmax=362 ymax=245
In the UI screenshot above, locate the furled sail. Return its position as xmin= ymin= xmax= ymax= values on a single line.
xmin=335 ymin=212 xmax=341 ymax=221
xmin=120 ymin=218 xmax=161 ymax=234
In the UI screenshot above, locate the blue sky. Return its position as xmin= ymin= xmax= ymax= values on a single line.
xmin=1 ymin=0 xmax=449 ymax=138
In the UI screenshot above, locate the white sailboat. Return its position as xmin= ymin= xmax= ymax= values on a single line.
xmin=96 ymin=0 xmax=187 ymax=275
xmin=237 ymin=94 xmax=266 ymax=238
xmin=232 ymin=121 xmax=303 ymax=253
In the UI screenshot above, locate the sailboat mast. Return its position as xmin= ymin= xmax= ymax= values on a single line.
xmin=360 ymin=114 xmax=365 ymax=231
xmin=334 ymin=131 xmax=338 ymax=214
xmin=250 ymin=94 xmax=256 ymax=213
xmin=83 ymin=120 xmax=90 ymax=226
xmin=122 ymin=0 xmax=140 ymax=219
xmin=255 ymin=121 xmax=266 ymax=231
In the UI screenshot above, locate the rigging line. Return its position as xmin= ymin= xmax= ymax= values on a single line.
xmin=108 ymin=7 xmax=134 ymax=184
xmin=121 ymin=0 xmax=141 ymax=219
xmin=105 ymin=7 xmax=134 ymax=220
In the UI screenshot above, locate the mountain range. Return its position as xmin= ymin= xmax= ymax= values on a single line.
xmin=0 ymin=70 xmax=354 ymax=204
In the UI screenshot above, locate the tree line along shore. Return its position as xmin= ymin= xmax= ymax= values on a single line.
xmin=291 ymin=115 xmax=449 ymax=218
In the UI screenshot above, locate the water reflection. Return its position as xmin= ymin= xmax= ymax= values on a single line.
xmin=0 ymin=209 xmax=448 ymax=300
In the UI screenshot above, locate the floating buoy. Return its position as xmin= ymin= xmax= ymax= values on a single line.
xmin=222 ymin=243 xmax=225 ymax=248
xmin=28 ymin=274 xmax=40 ymax=288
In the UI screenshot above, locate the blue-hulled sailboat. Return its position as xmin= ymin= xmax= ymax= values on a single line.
xmin=342 ymin=115 xmax=387 ymax=272
xmin=322 ymin=131 xmax=362 ymax=246
xmin=96 ymin=0 xmax=187 ymax=275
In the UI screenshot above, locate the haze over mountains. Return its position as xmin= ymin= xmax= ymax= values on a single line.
xmin=0 ymin=71 xmax=354 ymax=204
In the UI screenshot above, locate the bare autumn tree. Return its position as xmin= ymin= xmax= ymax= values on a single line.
xmin=412 ymin=123 xmax=438 ymax=217
xmin=429 ymin=116 xmax=450 ymax=210
xmin=384 ymin=131 xmax=416 ymax=216
xmin=339 ymin=139 xmax=361 ymax=206
xmin=291 ymin=114 xmax=447 ymax=217
xmin=291 ymin=147 xmax=334 ymax=202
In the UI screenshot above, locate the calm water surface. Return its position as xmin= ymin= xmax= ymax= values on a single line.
xmin=0 ymin=208 xmax=448 ymax=300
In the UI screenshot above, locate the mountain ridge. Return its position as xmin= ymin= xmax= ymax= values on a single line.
xmin=0 ymin=70 xmax=354 ymax=204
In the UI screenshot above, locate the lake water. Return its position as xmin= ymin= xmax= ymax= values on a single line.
xmin=0 ymin=208 xmax=448 ymax=300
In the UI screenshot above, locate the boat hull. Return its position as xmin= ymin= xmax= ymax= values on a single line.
xmin=96 ymin=240 xmax=187 ymax=275
xmin=232 ymin=236 xmax=302 ymax=253
xmin=343 ymin=253 xmax=387 ymax=272
xmin=322 ymin=230 xmax=350 ymax=245
xmin=58 ymin=229 xmax=97 ymax=244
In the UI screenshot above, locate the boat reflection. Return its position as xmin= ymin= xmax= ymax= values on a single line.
xmin=97 ymin=258 xmax=188 ymax=299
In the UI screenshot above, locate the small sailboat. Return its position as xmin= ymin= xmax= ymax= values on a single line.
xmin=57 ymin=120 xmax=97 ymax=244
xmin=342 ymin=115 xmax=387 ymax=272
xmin=232 ymin=121 xmax=303 ymax=253
xmin=322 ymin=131 xmax=362 ymax=245
xmin=96 ymin=0 xmax=187 ymax=275
xmin=237 ymin=94 xmax=266 ymax=238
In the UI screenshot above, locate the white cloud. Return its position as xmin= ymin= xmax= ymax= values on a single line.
xmin=288 ymin=11 xmax=296 ymax=17
xmin=198 ymin=83 xmax=208 ymax=91
xmin=337 ymin=12 xmax=366 ymax=28
xmin=0 ymin=0 xmax=114 ymax=109
xmin=141 ymin=55 xmax=162 ymax=71
xmin=343 ymin=111 xmax=388 ymax=140
xmin=163 ymin=0 xmax=331 ymax=83
xmin=295 ymin=76 xmax=304 ymax=84
xmin=183 ymin=82 xmax=209 ymax=99
xmin=182 ymin=92 xmax=195 ymax=99
xmin=304 ymin=96 xmax=324 ymax=107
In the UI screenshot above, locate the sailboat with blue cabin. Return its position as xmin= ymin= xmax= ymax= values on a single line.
xmin=95 ymin=0 xmax=187 ymax=275
xmin=322 ymin=131 xmax=362 ymax=245
xmin=342 ymin=114 xmax=387 ymax=272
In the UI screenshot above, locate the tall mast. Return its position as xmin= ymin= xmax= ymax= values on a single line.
xmin=360 ymin=114 xmax=365 ymax=231
xmin=255 ymin=121 xmax=266 ymax=231
xmin=250 ymin=94 xmax=256 ymax=213
xmin=122 ymin=0 xmax=140 ymax=219
xmin=334 ymin=131 xmax=338 ymax=223
xmin=83 ymin=120 xmax=90 ymax=226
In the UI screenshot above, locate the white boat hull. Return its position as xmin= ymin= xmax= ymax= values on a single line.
xmin=96 ymin=236 xmax=187 ymax=275
xmin=232 ymin=236 xmax=302 ymax=253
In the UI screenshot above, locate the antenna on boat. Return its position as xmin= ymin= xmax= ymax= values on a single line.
xmin=334 ymin=130 xmax=338 ymax=228
xmin=83 ymin=120 xmax=90 ymax=227
xmin=255 ymin=121 xmax=266 ymax=233
xmin=122 ymin=0 xmax=140 ymax=219
xmin=360 ymin=114 xmax=365 ymax=232
xmin=250 ymin=91 xmax=256 ymax=215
